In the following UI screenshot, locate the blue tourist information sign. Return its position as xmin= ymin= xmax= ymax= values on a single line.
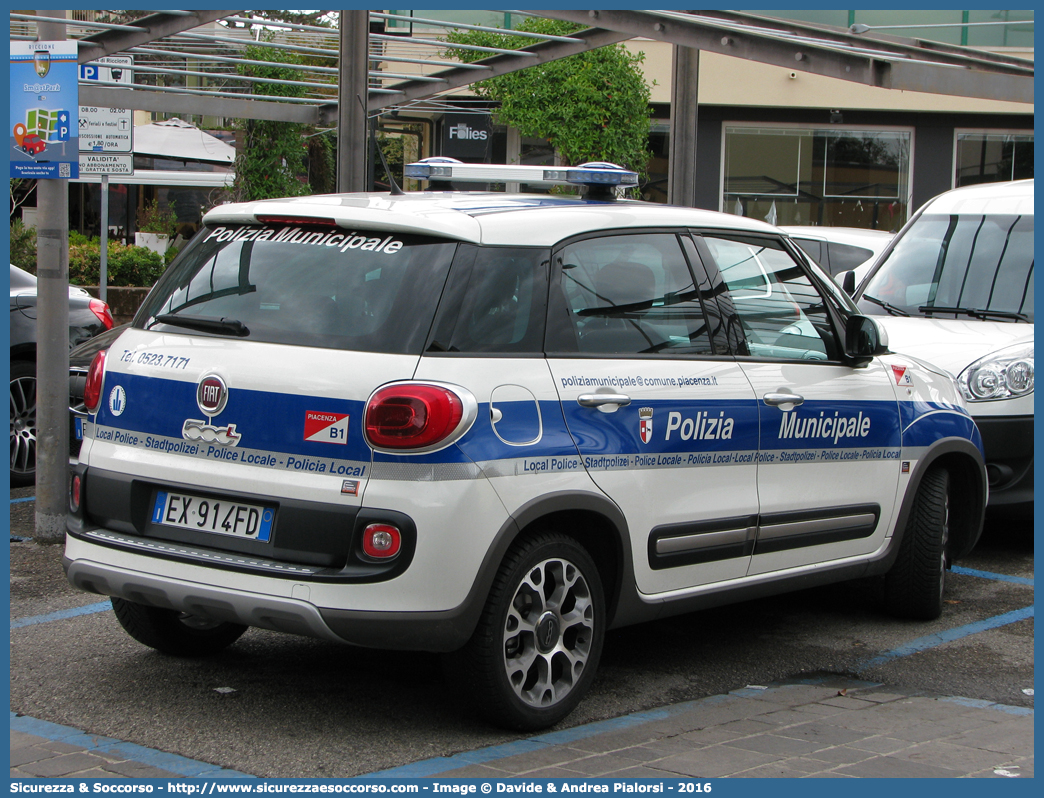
xmin=10 ymin=40 xmax=80 ymax=179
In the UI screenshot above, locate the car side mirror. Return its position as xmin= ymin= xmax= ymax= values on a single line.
xmin=844 ymin=315 xmax=888 ymax=367
xmin=841 ymin=271 xmax=856 ymax=296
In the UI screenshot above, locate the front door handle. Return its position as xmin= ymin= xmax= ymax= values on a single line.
xmin=577 ymin=393 xmax=632 ymax=408
xmin=763 ymin=392 xmax=805 ymax=408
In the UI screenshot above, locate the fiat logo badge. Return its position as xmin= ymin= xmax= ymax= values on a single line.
xmin=197 ymin=375 xmax=228 ymax=417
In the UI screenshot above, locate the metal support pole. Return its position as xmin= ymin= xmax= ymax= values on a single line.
xmin=99 ymin=174 xmax=109 ymax=302
xmin=336 ymin=11 xmax=370 ymax=193
xmin=667 ymin=46 xmax=699 ymax=208
xmin=35 ymin=11 xmax=71 ymax=542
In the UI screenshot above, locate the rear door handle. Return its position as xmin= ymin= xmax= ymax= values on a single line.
xmin=577 ymin=393 xmax=632 ymax=408
xmin=763 ymin=392 xmax=805 ymax=407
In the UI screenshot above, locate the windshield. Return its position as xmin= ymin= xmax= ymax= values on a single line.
xmin=858 ymin=213 xmax=1033 ymax=322
xmin=135 ymin=224 xmax=457 ymax=354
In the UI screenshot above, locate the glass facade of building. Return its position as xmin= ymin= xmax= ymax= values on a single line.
xmin=955 ymin=131 xmax=1034 ymax=187
xmin=722 ymin=125 xmax=911 ymax=232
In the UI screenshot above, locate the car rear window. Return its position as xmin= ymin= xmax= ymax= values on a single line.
xmin=135 ymin=224 xmax=457 ymax=354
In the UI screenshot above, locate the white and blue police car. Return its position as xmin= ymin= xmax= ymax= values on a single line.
xmin=65 ymin=160 xmax=986 ymax=730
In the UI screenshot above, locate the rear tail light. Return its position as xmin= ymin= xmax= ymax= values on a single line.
xmin=83 ymin=350 xmax=107 ymax=414
xmin=89 ymin=298 xmax=114 ymax=330
xmin=70 ymin=474 xmax=81 ymax=512
xmin=364 ymin=382 xmax=475 ymax=452
xmin=361 ymin=524 xmax=402 ymax=559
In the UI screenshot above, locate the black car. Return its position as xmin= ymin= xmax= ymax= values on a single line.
xmin=10 ymin=264 xmax=113 ymax=486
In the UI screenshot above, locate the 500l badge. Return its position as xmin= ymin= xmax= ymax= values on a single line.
xmin=182 ymin=419 xmax=241 ymax=446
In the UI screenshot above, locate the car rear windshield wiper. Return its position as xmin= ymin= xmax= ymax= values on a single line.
xmin=862 ymin=294 xmax=909 ymax=317
xmin=918 ymin=306 xmax=1030 ymax=322
xmin=152 ymin=313 xmax=250 ymax=337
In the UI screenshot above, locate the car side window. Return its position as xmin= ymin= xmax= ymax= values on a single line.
xmin=548 ymin=233 xmax=714 ymax=356
xmin=701 ymin=234 xmax=840 ymax=361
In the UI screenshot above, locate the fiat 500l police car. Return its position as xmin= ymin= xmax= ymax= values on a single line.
xmin=65 ymin=161 xmax=986 ymax=731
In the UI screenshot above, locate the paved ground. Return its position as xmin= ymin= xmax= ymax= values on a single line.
xmin=10 ymin=484 xmax=1033 ymax=780
xmin=10 ymin=675 xmax=1033 ymax=779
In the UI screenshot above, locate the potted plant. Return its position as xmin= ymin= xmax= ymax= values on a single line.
xmin=134 ymin=198 xmax=177 ymax=256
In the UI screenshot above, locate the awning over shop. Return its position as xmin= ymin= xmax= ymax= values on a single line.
xmin=132 ymin=117 xmax=235 ymax=164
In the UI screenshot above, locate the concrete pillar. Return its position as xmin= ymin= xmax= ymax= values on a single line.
xmin=667 ymin=46 xmax=699 ymax=208
xmin=337 ymin=11 xmax=370 ymax=193
xmin=34 ymin=10 xmax=71 ymax=542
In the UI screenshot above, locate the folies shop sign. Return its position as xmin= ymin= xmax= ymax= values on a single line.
xmin=442 ymin=113 xmax=492 ymax=159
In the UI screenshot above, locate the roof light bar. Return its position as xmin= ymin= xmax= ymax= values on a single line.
xmin=404 ymin=157 xmax=638 ymax=188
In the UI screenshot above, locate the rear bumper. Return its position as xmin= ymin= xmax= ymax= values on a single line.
xmin=974 ymin=414 xmax=1033 ymax=517
xmin=62 ymin=542 xmax=478 ymax=653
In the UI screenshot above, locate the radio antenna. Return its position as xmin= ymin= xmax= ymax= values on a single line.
xmin=359 ymin=95 xmax=404 ymax=196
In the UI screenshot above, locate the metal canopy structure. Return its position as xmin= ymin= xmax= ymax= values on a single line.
xmin=534 ymin=10 xmax=1033 ymax=104
xmin=12 ymin=9 xmax=1033 ymax=120
xmin=9 ymin=8 xmax=1034 ymax=194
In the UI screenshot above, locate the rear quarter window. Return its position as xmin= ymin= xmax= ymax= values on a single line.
xmin=427 ymin=245 xmax=549 ymax=354
xmin=136 ymin=224 xmax=457 ymax=354
xmin=826 ymin=241 xmax=874 ymax=273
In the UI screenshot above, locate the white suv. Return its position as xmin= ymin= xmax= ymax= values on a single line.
xmin=849 ymin=180 xmax=1032 ymax=519
xmin=65 ymin=161 xmax=986 ymax=731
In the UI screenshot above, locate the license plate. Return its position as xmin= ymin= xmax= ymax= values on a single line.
xmin=152 ymin=490 xmax=274 ymax=541
xmin=75 ymin=417 xmax=83 ymax=441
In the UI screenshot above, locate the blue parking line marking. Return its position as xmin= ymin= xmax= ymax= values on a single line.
xmin=856 ymin=605 xmax=1035 ymax=672
xmin=951 ymin=565 xmax=1033 ymax=586
xmin=11 ymin=601 xmax=112 ymax=629
xmin=940 ymin=695 xmax=1034 ymax=716
xmin=10 ymin=496 xmax=35 ymax=504
xmin=9 ymin=712 xmax=256 ymax=778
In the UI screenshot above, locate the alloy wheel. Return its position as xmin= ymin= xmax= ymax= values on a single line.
xmin=501 ymin=556 xmax=596 ymax=709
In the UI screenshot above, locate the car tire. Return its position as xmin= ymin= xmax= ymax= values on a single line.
xmin=884 ymin=466 xmax=950 ymax=621
xmin=455 ymin=532 xmax=605 ymax=731
xmin=111 ymin=597 xmax=248 ymax=657
xmin=10 ymin=359 xmax=37 ymax=487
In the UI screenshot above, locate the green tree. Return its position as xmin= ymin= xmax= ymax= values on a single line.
xmin=445 ymin=18 xmax=652 ymax=179
xmin=307 ymin=131 xmax=336 ymax=195
xmin=10 ymin=218 xmax=36 ymax=271
xmin=231 ymin=44 xmax=312 ymax=201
